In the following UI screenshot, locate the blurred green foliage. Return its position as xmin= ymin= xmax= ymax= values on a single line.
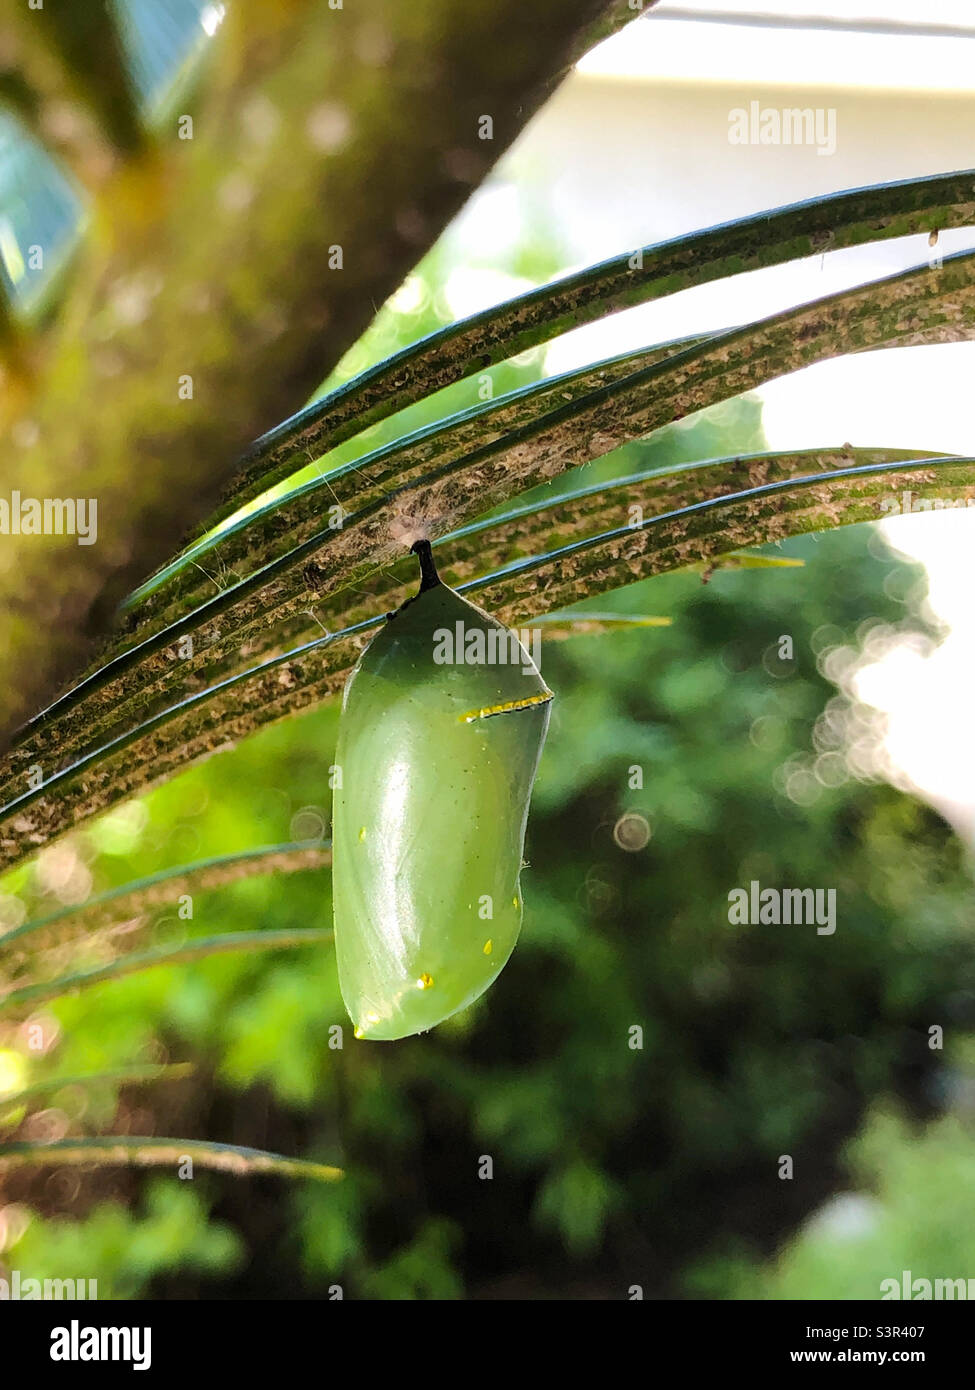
xmin=687 ymin=1101 xmax=975 ymax=1299
xmin=10 ymin=1179 xmax=242 ymax=1298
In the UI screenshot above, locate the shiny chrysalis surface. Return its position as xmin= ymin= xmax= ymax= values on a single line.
xmin=332 ymin=541 xmax=553 ymax=1041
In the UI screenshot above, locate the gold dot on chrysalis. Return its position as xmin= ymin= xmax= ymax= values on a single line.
xmin=358 ymin=826 xmax=367 ymax=841
xmin=483 ymin=939 xmax=493 ymax=955
xmin=512 ymin=897 xmax=519 ymax=909
xmin=354 ymin=1026 xmax=364 ymax=1039
xmin=416 ymin=973 xmax=434 ymax=990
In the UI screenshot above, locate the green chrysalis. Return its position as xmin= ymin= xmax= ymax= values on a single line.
xmin=332 ymin=541 xmax=553 ymax=1041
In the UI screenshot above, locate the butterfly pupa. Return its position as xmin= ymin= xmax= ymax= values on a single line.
xmin=332 ymin=540 xmax=553 ymax=1040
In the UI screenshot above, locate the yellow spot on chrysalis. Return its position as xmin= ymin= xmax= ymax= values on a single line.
xmin=483 ymin=939 xmax=493 ymax=955
xmin=354 ymin=1026 xmax=364 ymax=1039
xmin=512 ymin=897 xmax=519 ymax=909
xmin=417 ymin=973 xmax=434 ymax=990
xmin=358 ymin=826 xmax=367 ymax=841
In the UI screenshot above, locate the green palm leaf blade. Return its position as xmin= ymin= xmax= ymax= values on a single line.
xmin=535 ymin=613 xmax=673 ymax=638
xmin=0 ymin=927 xmax=333 ymax=1017
xmin=0 ymin=1136 xmax=342 ymax=1183
xmin=701 ymin=552 xmax=805 ymax=569
xmin=0 ymin=841 xmax=331 ymax=955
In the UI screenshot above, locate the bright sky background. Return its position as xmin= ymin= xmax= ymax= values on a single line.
xmin=581 ymin=2 xmax=975 ymax=91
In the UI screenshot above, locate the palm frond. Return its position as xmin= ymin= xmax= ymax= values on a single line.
xmin=9 ymin=243 xmax=974 ymax=810
xmin=0 ymin=841 xmax=331 ymax=954
xmin=0 ymin=1136 xmax=343 ymax=1182
xmin=1 ymin=448 xmax=970 ymax=871
xmin=0 ymin=927 xmax=333 ymax=1016
xmin=202 ymin=166 xmax=975 ymax=524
